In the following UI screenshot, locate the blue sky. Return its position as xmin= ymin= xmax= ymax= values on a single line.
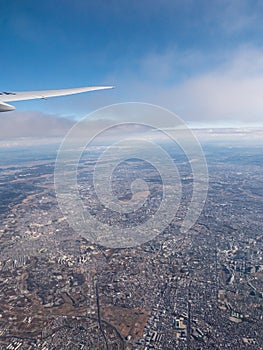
xmin=1 ymin=0 xmax=263 ymax=128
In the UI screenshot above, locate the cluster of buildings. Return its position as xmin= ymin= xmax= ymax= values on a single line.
xmin=0 ymin=146 xmax=262 ymax=349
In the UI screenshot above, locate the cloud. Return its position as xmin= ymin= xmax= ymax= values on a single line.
xmin=46 ymin=46 xmax=263 ymax=127
xmin=194 ymin=127 xmax=263 ymax=144
xmin=97 ymin=46 xmax=263 ymax=126
xmin=166 ymin=47 xmax=263 ymax=123
xmin=212 ymin=0 xmax=263 ymax=34
xmin=0 ymin=109 xmax=152 ymax=146
xmin=0 ymin=111 xmax=74 ymax=139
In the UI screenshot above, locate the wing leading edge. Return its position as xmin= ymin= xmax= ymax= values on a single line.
xmin=0 ymin=85 xmax=114 ymax=103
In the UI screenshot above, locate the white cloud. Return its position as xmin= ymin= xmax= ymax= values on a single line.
xmin=106 ymin=47 xmax=263 ymax=125
xmin=0 ymin=111 xmax=74 ymax=138
xmin=168 ymin=48 xmax=263 ymax=123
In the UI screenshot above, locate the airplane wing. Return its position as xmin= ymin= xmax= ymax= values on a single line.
xmin=0 ymin=85 xmax=114 ymax=112
xmin=0 ymin=85 xmax=114 ymax=102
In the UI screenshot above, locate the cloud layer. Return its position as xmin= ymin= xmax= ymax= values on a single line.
xmin=93 ymin=46 xmax=263 ymax=126
xmin=0 ymin=111 xmax=74 ymax=139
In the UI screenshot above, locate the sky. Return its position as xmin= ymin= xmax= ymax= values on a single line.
xmin=1 ymin=0 xmax=263 ymax=137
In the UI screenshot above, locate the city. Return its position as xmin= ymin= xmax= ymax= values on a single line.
xmin=0 ymin=139 xmax=262 ymax=349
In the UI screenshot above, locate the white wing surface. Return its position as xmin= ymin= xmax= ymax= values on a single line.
xmin=0 ymin=86 xmax=114 ymax=102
